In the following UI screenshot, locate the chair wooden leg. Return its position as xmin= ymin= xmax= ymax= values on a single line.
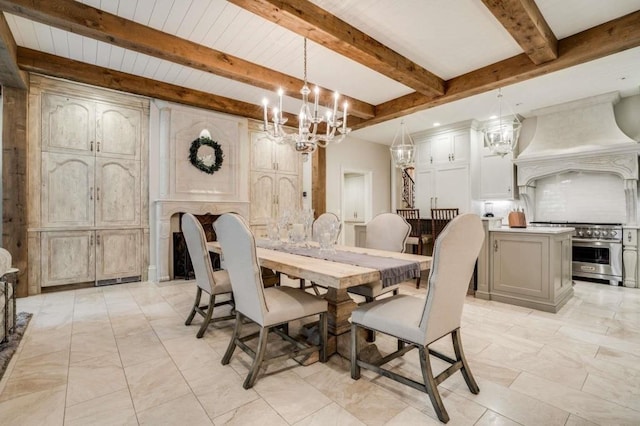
xmin=299 ymin=279 xmax=306 ymax=290
xmin=196 ymin=293 xmax=216 ymax=338
xmin=419 ymin=346 xmax=449 ymax=423
xmin=222 ymin=312 xmax=243 ymax=365
xmin=319 ymin=312 xmax=328 ymax=362
xmin=415 ymin=275 xmax=421 ymax=289
xmin=244 ymin=326 xmax=269 ymax=389
xmin=185 ymin=287 xmax=202 ymax=325
xmin=365 ymin=296 xmax=376 ymax=342
xmin=452 ymin=328 xmax=479 ymax=394
xmin=350 ymin=322 xmax=360 ymax=379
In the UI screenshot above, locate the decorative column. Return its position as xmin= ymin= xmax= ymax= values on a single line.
xmin=623 ymin=227 xmax=638 ymax=288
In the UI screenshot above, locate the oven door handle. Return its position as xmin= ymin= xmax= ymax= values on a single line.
xmin=572 ymin=239 xmax=621 ymax=245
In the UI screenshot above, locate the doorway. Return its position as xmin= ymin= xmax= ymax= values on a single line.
xmin=341 ymin=168 xmax=373 ymax=246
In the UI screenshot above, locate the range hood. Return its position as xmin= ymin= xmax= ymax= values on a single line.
xmin=514 ymin=92 xmax=640 ymax=225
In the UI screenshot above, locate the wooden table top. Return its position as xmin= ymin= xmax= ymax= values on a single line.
xmin=207 ymin=241 xmax=431 ymax=290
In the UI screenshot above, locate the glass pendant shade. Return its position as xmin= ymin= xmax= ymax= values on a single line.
xmin=390 ymin=120 xmax=415 ymax=168
xmin=484 ymin=89 xmax=521 ymax=157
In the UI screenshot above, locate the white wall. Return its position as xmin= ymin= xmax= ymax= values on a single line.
xmin=326 ymin=136 xmax=391 ymax=219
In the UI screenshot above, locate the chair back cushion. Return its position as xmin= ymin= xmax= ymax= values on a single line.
xmin=0 ymin=247 xmax=11 ymax=277
xmin=365 ymin=213 xmax=410 ymax=253
xmin=419 ymin=214 xmax=484 ymax=344
xmin=312 ymin=212 xmax=342 ymax=243
xmin=214 ymin=213 xmax=267 ymax=325
xmin=181 ymin=213 xmax=218 ymax=293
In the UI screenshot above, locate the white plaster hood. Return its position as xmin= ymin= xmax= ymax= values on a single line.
xmin=518 ymin=92 xmax=637 ymax=159
xmin=513 ymin=92 xmax=640 ymax=225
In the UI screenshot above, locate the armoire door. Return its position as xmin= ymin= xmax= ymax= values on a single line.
xmin=96 ymin=229 xmax=142 ymax=282
xmin=250 ymin=171 xmax=276 ymax=224
xmin=96 ymin=103 xmax=141 ymax=159
xmin=94 ymin=158 xmax=141 ymax=227
xmin=41 ymin=153 xmax=95 ymax=227
xmin=41 ymin=93 xmax=95 ymax=155
xmin=275 ymin=174 xmax=300 ymax=218
xmin=41 ymin=231 xmax=95 ymax=287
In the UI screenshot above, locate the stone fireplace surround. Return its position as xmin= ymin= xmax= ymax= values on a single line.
xmin=154 ymin=200 xmax=248 ymax=282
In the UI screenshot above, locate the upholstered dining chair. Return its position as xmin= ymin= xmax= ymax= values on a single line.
xmin=348 ymin=213 xmax=415 ymax=341
xmin=297 ymin=212 xmax=344 ymax=295
xmin=350 ymin=214 xmax=484 ymax=423
xmin=214 ymin=213 xmax=328 ymax=389
xmin=182 ymin=213 xmax=235 ymax=338
xmin=312 ymin=212 xmax=342 ymax=243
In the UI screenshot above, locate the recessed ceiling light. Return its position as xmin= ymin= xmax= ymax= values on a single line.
xmin=433 ymin=122 xmax=440 ymax=127
xmin=489 ymin=115 xmax=497 ymax=119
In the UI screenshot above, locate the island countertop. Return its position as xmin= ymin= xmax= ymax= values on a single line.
xmin=489 ymin=226 xmax=574 ymax=234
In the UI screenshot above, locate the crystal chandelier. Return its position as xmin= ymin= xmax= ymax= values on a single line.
xmin=261 ymin=38 xmax=350 ymax=160
xmin=484 ymin=88 xmax=522 ymax=157
xmin=390 ymin=120 xmax=415 ymax=168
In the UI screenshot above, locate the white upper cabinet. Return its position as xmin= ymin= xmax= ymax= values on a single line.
xmin=474 ymin=132 xmax=517 ymax=200
xmin=414 ymin=122 xmax=474 ymax=170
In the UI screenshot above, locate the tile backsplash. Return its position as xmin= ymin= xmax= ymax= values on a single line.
xmin=534 ymin=171 xmax=626 ymax=223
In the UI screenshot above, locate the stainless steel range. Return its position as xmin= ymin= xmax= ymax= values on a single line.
xmin=530 ymin=221 xmax=623 ymax=286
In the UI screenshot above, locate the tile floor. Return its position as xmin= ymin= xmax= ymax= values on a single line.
xmin=0 ymin=279 xmax=639 ymax=425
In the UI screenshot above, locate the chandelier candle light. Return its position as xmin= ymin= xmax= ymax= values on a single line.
xmin=390 ymin=120 xmax=416 ymax=168
xmin=261 ymin=38 xmax=350 ymax=161
xmin=484 ymin=88 xmax=522 ymax=157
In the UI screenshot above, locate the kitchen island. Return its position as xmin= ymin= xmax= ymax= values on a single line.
xmin=476 ymin=225 xmax=574 ymax=313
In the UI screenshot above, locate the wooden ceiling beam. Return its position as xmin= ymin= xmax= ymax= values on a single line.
xmin=17 ymin=47 xmax=303 ymax=128
xmin=0 ymin=0 xmax=375 ymax=119
xmin=360 ymin=10 xmax=640 ymax=129
xmin=229 ymin=0 xmax=445 ymax=97
xmin=481 ymin=0 xmax=558 ymax=65
xmin=0 ymin=12 xmax=27 ymax=88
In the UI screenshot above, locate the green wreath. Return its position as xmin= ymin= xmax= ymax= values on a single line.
xmin=189 ymin=136 xmax=224 ymax=174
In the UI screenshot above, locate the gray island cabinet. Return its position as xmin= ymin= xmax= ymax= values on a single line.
xmin=476 ymin=226 xmax=574 ymax=313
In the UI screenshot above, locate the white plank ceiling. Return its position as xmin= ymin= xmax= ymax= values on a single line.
xmin=4 ymin=0 xmax=640 ymax=144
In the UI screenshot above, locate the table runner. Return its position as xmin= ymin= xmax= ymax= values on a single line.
xmin=258 ymin=240 xmax=420 ymax=287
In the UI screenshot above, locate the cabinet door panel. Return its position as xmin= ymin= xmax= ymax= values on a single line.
xmin=480 ymin=149 xmax=515 ymax=199
xmin=451 ymin=131 xmax=470 ymax=163
xmin=42 ymin=231 xmax=95 ymax=287
xmin=95 ymin=159 xmax=140 ymax=227
xmin=435 ymin=165 xmax=469 ymax=213
xmin=250 ymin=131 xmax=275 ymax=172
xmin=431 ymin=135 xmax=451 ymax=164
xmin=42 ymin=93 xmax=95 ymax=154
xmin=42 ymin=153 xmax=95 ymax=227
xmin=96 ymin=103 xmax=140 ymax=159
xmin=250 ymin=172 xmax=276 ymax=224
xmin=414 ymin=170 xmax=435 ymax=218
xmin=276 ymin=174 xmax=300 ymax=218
xmin=492 ymin=234 xmax=550 ymax=299
xmin=96 ymin=229 xmax=141 ymax=281
xmin=274 ymin=141 xmax=299 ymax=174
xmin=415 ymin=139 xmax=432 ymax=169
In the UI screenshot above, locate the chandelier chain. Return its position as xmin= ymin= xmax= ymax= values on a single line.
xmin=303 ymin=38 xmax=307 ymax=84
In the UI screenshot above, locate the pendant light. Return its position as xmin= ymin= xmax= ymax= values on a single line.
xmin=390 ymin=120 xmax=415 ymax=168
xmin=484 ymin=88 xmax=522 ymax=157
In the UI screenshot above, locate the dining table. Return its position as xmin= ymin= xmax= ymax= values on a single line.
xmin=207 ymin=240 xmax=432 ymax=358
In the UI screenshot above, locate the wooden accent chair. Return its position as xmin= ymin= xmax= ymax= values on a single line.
xmin=397 ymin=208 xmax=433 ymax=257
xmin=431 ymin=208 xmax=459 ymax=243
xmin=214 ymin=213 xmax=328 ymax=389
xmin=350 ymin=214 xmax=484 ymax=423
xmin=181 ymin=213 xmax=235 ymax=338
